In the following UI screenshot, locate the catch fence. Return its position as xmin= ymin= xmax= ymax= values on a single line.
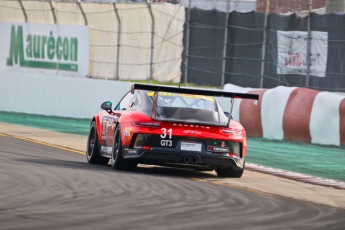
xmin=183 ymin=0 xmax=345 ymax=92
xmin=0 ymin=0 xmax=185 ymax=82
xmin=2 ymin=0 xmax=345 ymax=92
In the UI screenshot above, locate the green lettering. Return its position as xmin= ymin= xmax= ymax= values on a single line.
xmin=41 ymin=36 xmax=47 ymax=59
xmin=6 ymin=25 xmax=78 ymax=72
xmin=26 ymin=35 xmax=32 ymax=58
xmin=47 ymin=31 xmax=55 ymax=60
xmin=63 ymin=38 xmax=69 ymax=61
xmin=70 ymin=38 xmax=78 ymax=61
xmin=56 ymin=37 xmax=62 ymax=60
xmin=7 ymin=25 xmax=25 ymax=66
xmin=33 ymin=35 xmax=41 ymax=59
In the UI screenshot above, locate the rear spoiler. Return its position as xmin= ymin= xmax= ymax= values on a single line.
xmin=131 ymin=83 xmax=259 ymax=100
xmin=131 ymin=83 xmax=259 ymax=126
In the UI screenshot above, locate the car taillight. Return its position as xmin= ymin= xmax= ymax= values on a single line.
xmin=131 ymin=122 xmax=160 ymax=127
xmin=221 ymin=127 xmax=242 ymax=135
xmin=229 ymin=153 xmax=239 ymax=158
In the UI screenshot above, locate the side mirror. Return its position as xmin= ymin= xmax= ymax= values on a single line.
xmin=101 ymin=101 xmax=112 ymax=112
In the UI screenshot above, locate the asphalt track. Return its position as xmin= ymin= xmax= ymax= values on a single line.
xmin=1 ymin=112 xmax=345 ymax=182
xmin=1 ymin=135 xmax=345 ymax=230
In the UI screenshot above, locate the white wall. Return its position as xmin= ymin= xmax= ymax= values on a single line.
xmin=0 ymin=71 xmax=133 ymax=119
xmin=0 ymin=71 xmax=233 ymax=119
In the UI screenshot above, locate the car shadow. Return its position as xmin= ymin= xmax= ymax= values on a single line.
xmin=16 ymin=156 xmax=218 ymax=179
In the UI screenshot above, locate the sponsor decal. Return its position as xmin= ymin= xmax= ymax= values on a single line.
xmin=183 ymin=130 xmax=202 ymax=134
xmin=213 ymin=147 xmax=228 ymax=152
xmin=207 ymin=146 xmax=229 ymax=153
xmin=160 ymin=128 xmax=173 ymax=146
xmin=160 ymin=128 xmax=173 ymax=139
xmin=125 ymin=149 xmax=138 ymax=154
xmin=161 ymin=140 xmax=172 ymax=146
xmin=6 ymin=25 xmax=79 ymax=71
xmin=221 ymin=142 xmax=225 ymax=147
xmin=124 ymin=127 xmax=131 ymax=137
xmin=172 ymin=124 xmax=209 ymax=129
xmin=101 ymin=146 xmax=112 ymax=154
xmin=0 ymin=22 xmax=89 ymax=77
xmin=277 ymin=30 xmax=328 ymax=77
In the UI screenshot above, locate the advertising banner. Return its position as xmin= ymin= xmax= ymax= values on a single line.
xmin=0 ymin=22 xmax=89 ymax=77
xmin=277 ymin=30 xmax=328 ymax=77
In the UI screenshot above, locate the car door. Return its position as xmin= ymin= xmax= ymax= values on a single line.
xmin=104 ymin=91 xmax=135 ymax=149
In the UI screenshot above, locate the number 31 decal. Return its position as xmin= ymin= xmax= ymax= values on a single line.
xmin=160 ymin=128 xmax=172 ymax=139
xmin=160 ymin=128 xmax=173 ymax=147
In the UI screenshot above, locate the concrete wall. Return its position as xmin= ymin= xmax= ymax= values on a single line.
xmin=0 ymin=71 xmax=133 ymax=119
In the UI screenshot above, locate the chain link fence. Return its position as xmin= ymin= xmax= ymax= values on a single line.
xmin=182 ymin=0 xmax=345 ymax=92
xmin=0 ymin=0 xmax=185 ymax=82
xmin=1 ymin=0 xmax=345 ymax=92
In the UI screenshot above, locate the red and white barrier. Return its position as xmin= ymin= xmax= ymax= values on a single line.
xmin=224 ymin=84 xmax=345 ymax=146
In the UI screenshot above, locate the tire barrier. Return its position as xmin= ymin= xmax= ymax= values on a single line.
xmin=224 ymin=84 xmax=345 ymax=146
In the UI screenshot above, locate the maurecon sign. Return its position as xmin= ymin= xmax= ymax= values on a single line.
xmin=0 ymin=22 xmax=89 ymax=77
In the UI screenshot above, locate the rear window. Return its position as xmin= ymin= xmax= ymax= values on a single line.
xmin=147 ymin=92 xmax=227 ymax=125
xmin=147 ymin=92 xmax=217 ymax=112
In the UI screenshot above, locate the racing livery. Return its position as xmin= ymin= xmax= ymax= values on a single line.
xmin=86 ymin=84 xmax=259 ymax=178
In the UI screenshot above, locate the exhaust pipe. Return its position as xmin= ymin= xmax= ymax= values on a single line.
xmin=191 ymin=157 xmax=199 ymax=164
xmin=183 ymin=156 xmax=191 ymax=164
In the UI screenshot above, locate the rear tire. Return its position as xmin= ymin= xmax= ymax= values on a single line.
xmin=216 ymin=162 xmax=245 ymax=178
xmin=111 ymin=125 xmax=137 ymax=171
xmin=86 ymin=121 xmax=109 ymax=165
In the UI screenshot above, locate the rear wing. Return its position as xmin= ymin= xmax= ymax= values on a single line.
xmin=131 ymin=83 xmax=259 ymax=100
xmin=131 ymin=83 xmax=259 ymax=126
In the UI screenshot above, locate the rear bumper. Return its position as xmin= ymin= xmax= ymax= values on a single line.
xmin=123 ymin=147 xmax=245 ymax=169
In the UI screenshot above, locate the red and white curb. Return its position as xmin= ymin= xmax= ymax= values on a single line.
xmin=246 ymin=162 xmax=345 ymax=190
xmin=224 ymin=84 xmax=345 ymax=146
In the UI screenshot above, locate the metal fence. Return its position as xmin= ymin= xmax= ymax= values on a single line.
xmin=2 ymin=0 xmax=345 ymax=92
xmin=182 ymin=0 xmax=345 ymax=92
xmin=0 ymin=0 xmax=185 ymax=82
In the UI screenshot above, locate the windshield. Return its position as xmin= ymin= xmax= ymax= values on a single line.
xmin=148 ymin=92 xmax=227 ymax=125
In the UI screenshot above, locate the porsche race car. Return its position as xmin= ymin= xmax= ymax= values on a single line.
xmin=86 ymin=84 xmax=259 ymax=178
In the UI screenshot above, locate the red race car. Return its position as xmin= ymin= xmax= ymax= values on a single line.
xmin=86 ymin=84 xmax=259 ymax=178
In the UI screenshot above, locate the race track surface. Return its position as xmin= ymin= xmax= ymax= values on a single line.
xmin=1 ymin=136 xmax=345 ymax=230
